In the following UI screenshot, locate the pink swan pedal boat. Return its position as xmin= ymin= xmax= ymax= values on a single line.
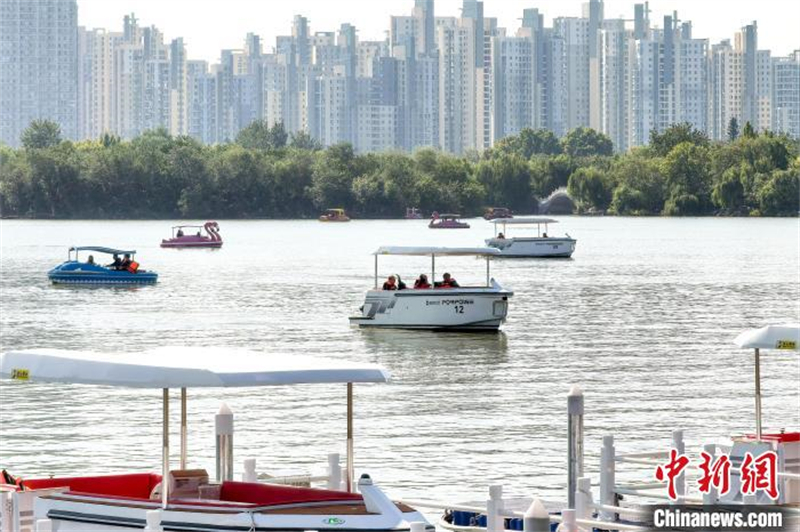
xmin=161 ymin=221 xmax=223 ymax=248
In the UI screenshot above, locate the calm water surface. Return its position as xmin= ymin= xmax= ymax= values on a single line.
xmin=1 ymin=217 xmax=798 ymax=505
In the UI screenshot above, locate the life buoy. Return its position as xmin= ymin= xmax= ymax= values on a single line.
xmin=127 ymin=261 xmax=140 ymax=273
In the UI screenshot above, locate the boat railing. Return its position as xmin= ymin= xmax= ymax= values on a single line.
xmin=242 ymin=453 xmax=345 ymax=491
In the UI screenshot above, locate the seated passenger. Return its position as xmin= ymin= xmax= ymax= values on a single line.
xmin=382 ymin=275 xmax=397 ymax=291
xmin=87 ymin=255 xmax=95 ymax=265
xmin=542 ymin=232 xmax=548 ymax=238
xmin=120 ymin=254 xmax=133 ymax=271
xmin=414 ymin=274 xmax=431 ymax=289
xmin=107 ymin=254 xmax=122 ymax=269
xmin=176 ymin=228 xmax=184 ymax=237
xmin=497 ymin=232 xmax=505 ymax=239
xmin=435 ymin=273 xmax=459 ymax=288
xmin=395 ymin=275 xmax=407 ymax=290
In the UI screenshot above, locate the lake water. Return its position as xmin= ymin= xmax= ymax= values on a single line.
xmin=0 ymin=217 xmax=798 ymax=506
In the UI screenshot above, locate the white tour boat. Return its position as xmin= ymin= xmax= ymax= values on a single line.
xmin=349 ymin=247 xmax=513 ymax=331
xmin=485 ymin=218 xmax=576 ymax=258
xmin=0 ymin=347 xmax=432 ymax=532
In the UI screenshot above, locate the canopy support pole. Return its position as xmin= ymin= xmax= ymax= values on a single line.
xmin=180 ymin=387 xmax=187 ymax=470
xmin=346 ymin=383 xmax=354 ymax=493
xmin=755 ymin=348 xmax=762 ymax=440
xmin=162 ymin=388 xmax=170 ymax=509
xmin=431 ymin=254 xmax=436 ymax=284
xmin=374 ymin=255 xmax=378 ymax=289
xmin=486 ymin=257 xmax=490 ymax=286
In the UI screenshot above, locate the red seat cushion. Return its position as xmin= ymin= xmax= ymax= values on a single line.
xmin=220 ymin=481 xmax=362 ymax=506
xmin=22 ymin=473 xmax=162 ymax=500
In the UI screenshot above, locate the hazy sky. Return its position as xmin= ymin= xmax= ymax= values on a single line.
xmin=77 ymin=0 xmax=800 ymax=64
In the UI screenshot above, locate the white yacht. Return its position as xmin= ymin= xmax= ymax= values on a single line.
xmin=485 ymin=218 xmax=576 ymax=258
xmin=0 ymin=348 xmax=433 ymax=532
xmin=349 ymin=247 xmax=513 ymax=331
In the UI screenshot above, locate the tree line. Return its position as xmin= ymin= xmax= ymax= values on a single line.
xmin=1 ymin=119 xmax=798 ymax=219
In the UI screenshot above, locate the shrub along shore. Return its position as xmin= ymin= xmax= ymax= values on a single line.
xmin=1 ymin=120 xmax=798 ymax=219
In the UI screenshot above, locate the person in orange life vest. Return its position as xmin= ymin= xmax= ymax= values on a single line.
xmin=382 ymin=275 xmax=397 ymax=290
xmin=414 ymin=274 xmax=431 ymax=289
xmin=435 ymin=273 xmax=459 ymax=288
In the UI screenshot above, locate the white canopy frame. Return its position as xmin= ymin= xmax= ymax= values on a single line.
xmin=372 ymin=247 xmax=501 ymax=289
xmin=492 ymin=218 xmax=559 ymax=238
xmin=0 ymin=347 xmax=390 ymax=507
xmin=733 ymin=324 xmax=799 ymax=440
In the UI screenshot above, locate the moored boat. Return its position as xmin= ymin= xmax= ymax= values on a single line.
xmin=485 ymin=218 xmax=576 ymax=258
xmin=349 ymin=247 xmax=512 ymax=331
xmin=405 ymin=207 xmax=423 ymax=219
xmin=161 ymin=221 xmax=223 ymax=248
xmin=483 ymin=207 xmax=513 ymax=221
xmin=320 ymin=208 xmax=351 ymax=222
xmin=47 ymin=247 xmax=158 ymax=285
xmin=429 ymin=213 xmax=470 ymax=229
xmin=0 ymin=348 xmax=433 ymax=532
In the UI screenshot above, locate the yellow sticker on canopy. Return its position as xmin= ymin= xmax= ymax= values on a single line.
xmin=776 ymin=340 xmax=797 ymax=350
xmin=11 ymin=368 xmax=29 ymax=380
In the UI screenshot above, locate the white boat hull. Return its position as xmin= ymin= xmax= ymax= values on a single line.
xmin=486 ymin=237 xmax=576 ymax=258
xmin=32 ymin=490 xmax=430 ymax=532
xmin=349 ymin=281 xmax=512 ymax=331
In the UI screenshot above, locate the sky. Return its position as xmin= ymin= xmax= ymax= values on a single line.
xmin=77 ymin=0 xmax=800 ymax=64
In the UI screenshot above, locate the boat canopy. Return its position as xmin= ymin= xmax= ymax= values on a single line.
xmin=493 ymin=217 xmax=559 ymax=225
xmin=172 ymin=225 xmax=203 ymax=230
xmin=0 ymin=347 xmax=390 ymax=388
xmin=437 ymin=213 xmax=462 ymax=218
xmin=375 ymin=246 xmax=501 ymax=257
xmin=68 ymin=246 xmax=136 ymax=255
xmin=734 ymin=324 xmax=799 ymax=350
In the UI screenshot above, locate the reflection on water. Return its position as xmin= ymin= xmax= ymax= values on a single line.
xmin=0 ymin=217 xmax=798 ymax=504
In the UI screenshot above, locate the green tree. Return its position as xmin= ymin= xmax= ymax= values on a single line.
xmin=727 ymin=117 xmax=740 ymax=142
xmin=609 ymin=154 xmax=665 ymax=215
xmin=757 ymin=167 xmax=800 ymax=216
xmin=21 ymin=120 xmax=62 ymax=150
xmin=475 ymin=155 xmax=533 ymax=211
xmin=561 ymin=127 xmax=614 ymax=158
xmin=289 ymin=131 xmax=322 ymax=151
xmin=309 ymin=143 xmax=359 ymax=210
xmin=649 ymin=123 xmax=710 ymax=157
xmin=567 ymin=167 xmax=613 ymax=212
xmin=235 ymin=121 xmax=287 ymax=151
xmin=661 ymin=142 xmax=713 ymax=215
xmin=493 ymin=128 xmax=562 ymax=159
xmin=742 ymin=121 xmax=756 ymax=139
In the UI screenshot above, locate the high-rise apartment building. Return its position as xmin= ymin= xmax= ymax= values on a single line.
xmin=773 ymin=51 xmax=800 ymax=139
xmin=0 ymin=0 xmax=78 ymax=146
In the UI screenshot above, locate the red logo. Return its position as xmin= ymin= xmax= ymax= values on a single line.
xmin=740 ymin=451 xmax=779 ymax=500
xmin=697 ymin=452 xmax=732 ymax=496
xmin=655 ymin=449 xmax=690 ymax=500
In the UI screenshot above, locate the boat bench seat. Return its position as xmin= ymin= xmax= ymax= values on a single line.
xmin=220 ymin=480 xmax=363 ymax=507
xmin=22 ymin=473 xmax=162 ymax=500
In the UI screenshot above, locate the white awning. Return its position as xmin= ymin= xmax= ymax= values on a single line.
xmin=493 ymin=218 xmax=559 ymax=225
xmin=374 ymin=246 xmax=501 ymax=257
xmin=0 ymin=347 xmax=390 ymax=388
xmin=734 ymin=324 xmax=800 ymax=350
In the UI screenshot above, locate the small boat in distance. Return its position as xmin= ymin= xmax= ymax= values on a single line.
xmin=161 ymin=221 xmax=222 ymax=248
xmin=48 ymin=247 xmax=158 ymax=285
xmin=319 ymin=208 xmax=351 ymax=222
xmin=349 ymin=246 xmax=513 ymax=331
xmin=405 ymin=207 xmax=423 ymax=219
xmin=483 ymin=207 xmax=513 ymax=220
xmin=429 ymin=212 xmax=470 ymax=229
xmin=486 ymin=217 xmax=576 ymax=258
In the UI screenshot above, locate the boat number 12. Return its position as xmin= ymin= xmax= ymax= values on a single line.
xmin=454 ymin=305 xmax=465 ymax=314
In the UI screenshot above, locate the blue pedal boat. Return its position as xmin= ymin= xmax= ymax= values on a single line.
xmin=48 ymin=247 xmax=158 ymax=285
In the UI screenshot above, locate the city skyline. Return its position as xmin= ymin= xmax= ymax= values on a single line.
xmin=2 ymin=0 xmax=799 ymax=151
xmin=77 ymin=0 xmax=800 ymax=64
